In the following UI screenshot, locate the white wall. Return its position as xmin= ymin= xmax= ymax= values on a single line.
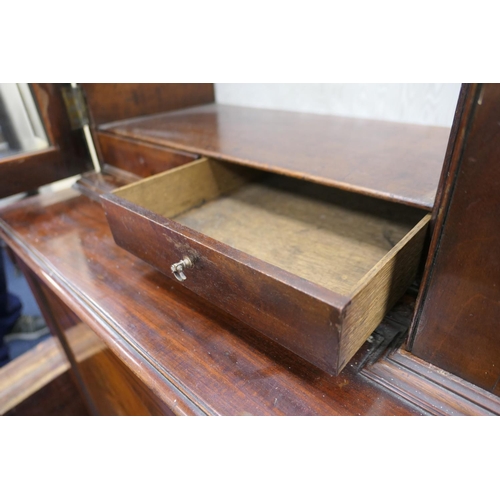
xmin=215 ymin=83 xmax=461 ymax=127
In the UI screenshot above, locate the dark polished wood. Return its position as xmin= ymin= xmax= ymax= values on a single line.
xmin=424 ymin=84 xmax=474 ymax=236
xmin=363 ymin=348 xmax=500 ymax=416
xmin=409 ymin=84 xmax=500 ymax=394
xmin=408 ymin=84 xmax=479 ymax=348
xmin=0 ymin=189 xmax=425 ymax=415
xmin=0 ymin=328 xmax=75 ymax=414
xmin=97 ymin=132 xmax=199 ymax=178
xmin=77 ymin=343 xmax=175 ymax=416
xmin=0 ymin=84 xmax=91 ymax=198
xmin=1 ymin=148 xmax=59 ymax=197
xmin=5 ymin=371 xmax=89 ymax=416
xmin=18 ymin=260 xmax=99 ymax=414
xmin=101 ymin=103 xmax=450 ymax=210
xmin=81 ymin=84 xmax=215 ymax=126
xmin=23 ymin=264 xmax=174 ymax=416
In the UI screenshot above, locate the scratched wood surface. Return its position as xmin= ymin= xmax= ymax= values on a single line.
xmin=0 ymin=190 xmax=424 ymax=415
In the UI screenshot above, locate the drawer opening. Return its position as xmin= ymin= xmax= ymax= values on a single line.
xmin=114 ymin=157 xmax=426 ymax=296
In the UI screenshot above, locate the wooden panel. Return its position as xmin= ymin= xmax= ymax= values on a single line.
xmin=101 ymin=103 xmax=450 ymax=209
xmin=97 ymin=132 xmax=199 ymax=178
xmin=0 ymin=260 xmax=89 ymax=417
xmin=363 ymin=348 xmax=500 ymax=416
xmin=341 ymin=215 xmax=430 ymax=370
xmin=0 ymin=335 xmax=67 ymax=414
xmin=1 ymin=148 xmax=58 ymax=198
xmin=16 ymin=256 xmax=175 ymax=416
xmin=36 ymin=275 xmax=175 ymax=416
xmin=115 ymin=158 xmax=260 ymax=219
xmin=0 ymin=323 xmax=96 ymax=414
xmin=0 ymin=189 xmax=424 ymax=415
xmin=5 ymin=371 xmax=89 ymax=416
xmin=81 ymin=83 xmax=215 ymax=126
xmin=410 ymin=84 xmax=500 ymax=393
xmin=0 ymin=84 xmax=91 ymax=198
xmin=77 ymin=346 xmax=175 ymax=416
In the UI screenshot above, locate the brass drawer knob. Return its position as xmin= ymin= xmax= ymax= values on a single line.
xmin=171 ymin=256 xmax=194 ymax=282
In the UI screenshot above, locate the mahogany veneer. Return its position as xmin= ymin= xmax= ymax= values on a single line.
xmin=100 ymin=103 xmax=451 ymax=209
xmin=409 ymin=83 xmax=500 ymax=394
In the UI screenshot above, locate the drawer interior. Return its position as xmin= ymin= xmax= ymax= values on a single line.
xmin=114 ymin=158 xmax=426 ymax=295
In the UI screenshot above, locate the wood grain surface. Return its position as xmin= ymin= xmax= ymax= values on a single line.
xmin=410 ymin=83 xmax=500 ymax=394
xmin=101 ymin=103 xmax=450 ymax=209
xmin=5 ymin=371 xmax=89 ymax=416
xmin=363 ymin=348 xmax=500 ymax=416
xmin=24 ymin=268 xmax=174 ymax=416
xmin=173 ymin=169 xmax=424 ymax=295
xmin=0 ymin=189 xmax=424 ymax=415
xmin=81 ymin=83 xmax=215 ymax=126
xmin=340 ymin=215 xmax=429 ymax=370
xmin=103 ymin=193 xmax=347 ymax=375
xmin=97 ymin=132 xmax=199 ymax=178
xmin=0 ymin=335 xmax=68 ymax=414
xmin=114 ymin=158 xmax=260 ymax=219
xmin=0 ymin=322 xmax=99 ymax=414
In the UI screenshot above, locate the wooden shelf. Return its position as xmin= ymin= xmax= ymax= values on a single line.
xmin=100 ymin=103 xmax=451 ymax=210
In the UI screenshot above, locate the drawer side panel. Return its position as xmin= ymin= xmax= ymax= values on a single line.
xmin=340 ymin=215 xmax=430 ymax=371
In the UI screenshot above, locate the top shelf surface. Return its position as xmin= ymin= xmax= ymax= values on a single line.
xmin=100 ymin=103 xmax=451 ymax=209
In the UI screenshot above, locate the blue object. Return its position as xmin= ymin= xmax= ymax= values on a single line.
xmin=0 ymin=249 xmax=22 ymax=366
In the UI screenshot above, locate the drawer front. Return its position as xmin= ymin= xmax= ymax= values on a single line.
xmin=97 ymin=132 xmax=199 ymax=178
xmin=103 ymin=195 xmax=345 ymax=374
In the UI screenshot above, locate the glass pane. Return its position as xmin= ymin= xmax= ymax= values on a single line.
xmin=0 ymin=83 xmax=49 ymax=158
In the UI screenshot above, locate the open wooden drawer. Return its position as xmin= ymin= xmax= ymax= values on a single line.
xmin=102 ymin=158 xmax=430 ymax=375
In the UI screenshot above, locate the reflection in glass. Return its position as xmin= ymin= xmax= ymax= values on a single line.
xmin=0 ymin=83 xmax=49 ymax=159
